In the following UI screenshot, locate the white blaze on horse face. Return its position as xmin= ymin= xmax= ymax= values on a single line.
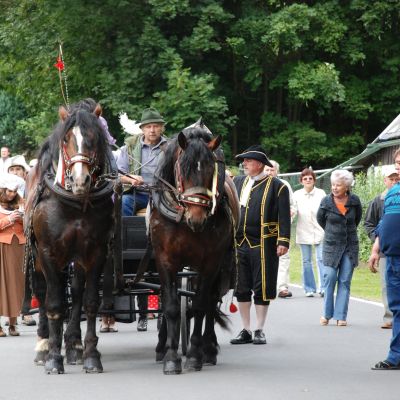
xmin=197 ymin=161 xmax=201 ymax=172
xmin=70 ymin=126 xmax=90 ymax=194
xmin=72 ymin=126 xmax=84 ymax=177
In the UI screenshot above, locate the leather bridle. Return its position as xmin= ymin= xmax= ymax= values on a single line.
xmin=59 ymin=128 xmax=98 ymax=190
xmin=173 ymin=148 xmax=217 ymax=210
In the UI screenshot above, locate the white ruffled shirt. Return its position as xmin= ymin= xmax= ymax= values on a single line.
xmin=239 ymin=172 xmax=267 ymax=207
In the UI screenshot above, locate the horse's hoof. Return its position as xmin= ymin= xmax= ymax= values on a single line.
xmin=66 ymin=348 xmax=83 ymax=365
xmin=44 ymin=358 xmax=64 ymax=374
xmin=156 ymin=351 xmax=166 ymax=363
xmin=184 ymin=357 xmax=203 ymax=371
xmin=203 ymin=354 xmax=217 ymax=366
xmin=34 ymin=351 xmax=48 ymax=366
xmin=83 ymin=357 xmax=103 ymax=373
xmin=163 ymin=359 xmax=182 ymax=375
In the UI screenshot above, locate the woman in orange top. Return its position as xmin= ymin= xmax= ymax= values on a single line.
xmin=0 ymin=174 xmax=26 ymax=337
xmin=317 ymin=170 xmax=362 ymax=327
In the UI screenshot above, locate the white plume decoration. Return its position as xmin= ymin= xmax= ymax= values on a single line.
xmin=119 ymin=112 xmax=143 ymax=135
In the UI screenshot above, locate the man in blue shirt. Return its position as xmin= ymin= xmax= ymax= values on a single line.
xmin=369 ymin=149 xmax=400 ymax=369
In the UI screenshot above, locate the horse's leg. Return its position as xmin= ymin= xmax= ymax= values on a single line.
xmin=64 ymin=266 xmax=85 ymax=365
xmin=33 ymin=272 xmax=49 ymax=366
xmin=43 ymin=267 xmax=66 ymax=374
xmin=159 ymin=269 xmax=182 ymax=375
xmin=202 ymin=303 xmax=219 ymax=366
xmin=184 ymin=276 xmax=207 ymax=372
xmin=82 ymin=265 xmax=103 ymax=373
xmin=155 ymin=311 xmax=167 ymax=362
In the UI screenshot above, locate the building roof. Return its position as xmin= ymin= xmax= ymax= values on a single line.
xmin=373 ymin=113 xmax=400 ymax=143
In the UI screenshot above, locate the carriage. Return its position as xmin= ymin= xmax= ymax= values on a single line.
xmin=25 ymin=100 xmax=238 ymax=375
xmin=105 ymin=210 xmax=196 ymax=356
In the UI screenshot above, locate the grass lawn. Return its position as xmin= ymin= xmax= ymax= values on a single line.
xmin=289 ymin=241 xmax=382 ymax=302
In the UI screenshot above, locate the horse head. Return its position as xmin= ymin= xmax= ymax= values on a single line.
xmin=174 ymin=127 xmax=222 ymax=232
xmin=57 ymin=103 xmax=105 ymax=195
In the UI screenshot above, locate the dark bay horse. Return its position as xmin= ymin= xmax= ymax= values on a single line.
xmin=148 ymin=123 xmax=238 ymax=374
xmin=24 ymin=101 xmax=115 ymax=374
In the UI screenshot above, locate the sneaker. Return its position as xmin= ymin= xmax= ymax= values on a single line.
xmin=230 ymin=329 xmax=253 ymax=344
xmin=253 ymin=329 xmax=267 ymax=345
xmin=305 ymin=292 xmax=314 ymax=297
xmin=278 ymin=290 xmax=293 ymax=298
xmin=22 ymin=315 xmax=37 ymax=326
xmin=137 ymin=317 xmax=148 ymax=332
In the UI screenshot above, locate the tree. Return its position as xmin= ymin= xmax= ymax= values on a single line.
xmin=0 ymin=90 xmax=30 ymax=154
xmin=0 ymin=0 xmax=399 ymax=170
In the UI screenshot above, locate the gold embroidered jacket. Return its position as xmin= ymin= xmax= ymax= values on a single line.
xmin=234 ymin=175 xmax=291 ymax=300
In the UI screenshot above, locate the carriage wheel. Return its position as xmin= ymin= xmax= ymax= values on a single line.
xmin=180 ymin=276 xmax=191 ymax=356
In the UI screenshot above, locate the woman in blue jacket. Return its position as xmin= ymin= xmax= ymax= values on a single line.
xmin=317 ymin=170 xmax=362 ymax=326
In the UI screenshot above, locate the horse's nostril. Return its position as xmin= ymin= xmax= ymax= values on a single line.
xmin=85 ymin=175 xmax=91 ymax=185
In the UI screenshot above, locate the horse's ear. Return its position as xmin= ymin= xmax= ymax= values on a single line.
xmin=94 ymin=104 xmax=102 ymax=118
xmin=196 ymin=117 xmax=203 ymax=127
xmin=178 ymin=132 xmax=187 ymax=150
xmin=59 ymin=106 xmax=69 ymax=121
xmin=208 ymin=134 xmax=222 ymax=151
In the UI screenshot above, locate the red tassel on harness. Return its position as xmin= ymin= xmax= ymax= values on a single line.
xmin=31 ymin=296 xmax=39 ymax=309
xmin=229 ymin=302 xmax=238 ymax=313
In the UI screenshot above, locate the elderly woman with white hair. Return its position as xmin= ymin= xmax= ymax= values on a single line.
xmin=317 ymin=169 xmax=362 ymax=326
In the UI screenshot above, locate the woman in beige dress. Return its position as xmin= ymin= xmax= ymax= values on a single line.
xmin=0 ymin=174 xmax=25 ymax=337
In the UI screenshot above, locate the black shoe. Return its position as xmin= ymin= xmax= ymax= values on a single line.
xmin=278 ymin=290 xmax=292 ymax=298
xmin=230 ymin=329 xmax=253 ymax=344
xmin=137 ymin=317 xmax=148 ymax=332
xmin=22 ymin=316 xmax=37 ymax=326
xmin=253 ymin=329 xmax=267 ymax=345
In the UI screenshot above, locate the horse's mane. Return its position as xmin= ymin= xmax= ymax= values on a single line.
xmin=157 ymin=126 xmax=214 ymax=186
xmin=37 ymin=100 xmax=108 ymax=179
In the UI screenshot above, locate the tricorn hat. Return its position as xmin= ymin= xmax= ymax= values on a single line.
xmin=235 ymin=145 xmax=272 ymax=167
xmin=139 ymin=107 xmax=166 ymax=128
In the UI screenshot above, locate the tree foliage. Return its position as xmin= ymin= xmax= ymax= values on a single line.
xmin=0 ymin=0 xmax=399 ymax=169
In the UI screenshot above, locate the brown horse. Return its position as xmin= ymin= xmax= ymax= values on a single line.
xmin=24 ymin=100 xmax=115 ymax=374
xmin=148 ymin=123 xmax=238 ymax=374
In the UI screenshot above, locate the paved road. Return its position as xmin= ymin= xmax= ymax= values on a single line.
xmin=0 ymin=286 xmax=397 ymax=400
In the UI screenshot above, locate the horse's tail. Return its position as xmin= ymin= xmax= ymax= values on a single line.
xmin=214 ymin=306 xmax=230 ymax=331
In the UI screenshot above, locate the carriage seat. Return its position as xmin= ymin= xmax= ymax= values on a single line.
xmin=135 ymin=208 xmax=147 ymax=216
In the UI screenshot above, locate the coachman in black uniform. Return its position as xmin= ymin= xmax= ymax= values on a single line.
xmin=231 ymin=145 xmax=291 ymax=345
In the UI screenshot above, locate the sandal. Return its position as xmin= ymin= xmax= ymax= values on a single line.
xmin=8 ymin=325 xmax=20 ymax=336
xmin=371 ymin=360 xmax=400 ymax=370
xmin=0 ymin=327 xmax=6 ymax=337
xmin=100 ymin=324 xmax=110 ymax=333
xmin=337 ymin=320 xmax=347 ymax=327
xmin=320 ymin=317 xmax=329 ymax=326
xmin=108 ymin=325 xmax=118 ymax=333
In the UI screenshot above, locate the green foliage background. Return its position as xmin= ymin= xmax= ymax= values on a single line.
xmin=352 ymin=170 xmax=386 ymax=262
xmin=0 ymin=0 xmax=399 ymax=167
